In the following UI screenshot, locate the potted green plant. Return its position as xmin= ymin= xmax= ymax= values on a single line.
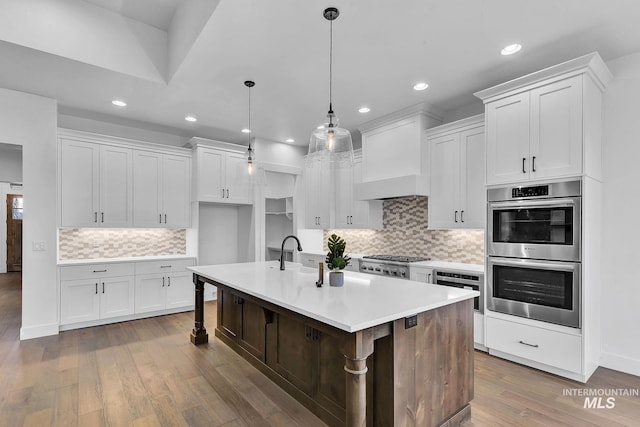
xmin=325 ymin=234 xmax=351 ymax=287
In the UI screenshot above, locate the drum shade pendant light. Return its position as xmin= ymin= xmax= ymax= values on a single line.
xmin=244 ymin=80 xmax=255 ymax=175
xmin=307 ymin=7 xmax=354 ymax=167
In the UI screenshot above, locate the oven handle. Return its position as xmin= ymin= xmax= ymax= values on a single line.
xmin=489 ymin=257 xmax=579 ymax=272
xmin=489 ymin=198 xmax=576 ymax=210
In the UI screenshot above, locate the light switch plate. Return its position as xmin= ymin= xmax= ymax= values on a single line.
xmin=32 ymin=241 xmax=46 ymax=251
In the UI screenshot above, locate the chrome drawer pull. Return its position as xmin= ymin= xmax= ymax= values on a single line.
xmin=160 ymin=265 xmax=172 ymax=268
xmin=92 ymin=270 xmax=107 ymax=273
xmin=519 ymin=340 xmax=539 ymax=348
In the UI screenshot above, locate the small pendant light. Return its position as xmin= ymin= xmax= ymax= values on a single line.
xmin=307 ymin=7 xmax=354 ymax=168
xmin=245 ymin=80 xmax=255 ymax=175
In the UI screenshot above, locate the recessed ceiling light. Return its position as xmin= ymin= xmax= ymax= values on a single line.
xmin=413 ymin=82 xmax=429 ymax=91
xmin=112 ymin=100 xmax=127 ymax=107
xmin=358 ymin=107 xmax=371 ymax=114
xmin=241 ymin=128 xmax=251 ymax=133
xmin=285 ymin=138 xmax=295 ymax=143
xmin=501 ymin=43 xmax=522 ymax=56
xmin=185 ymin=116 xmax=197 ymax=122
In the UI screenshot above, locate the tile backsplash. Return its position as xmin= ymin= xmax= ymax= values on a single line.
xmin=324 ymin=197 xmax=484 ymax=264
xmin=58 ymin=228 xmax=186 ymax=260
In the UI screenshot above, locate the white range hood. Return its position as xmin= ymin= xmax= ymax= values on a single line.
xmin=353 ymin=104 xmax=442 ymax=201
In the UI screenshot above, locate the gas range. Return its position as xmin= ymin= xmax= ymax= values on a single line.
xmin=359 ymin=255 xmax=431 ymax=279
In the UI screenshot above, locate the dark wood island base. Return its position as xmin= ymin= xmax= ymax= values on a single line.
xmin=191 ymin=273 xmax=474 ymax=426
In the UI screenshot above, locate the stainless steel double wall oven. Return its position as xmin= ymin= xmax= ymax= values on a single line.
xmin=487 ymin=180 xmax=581 ymax=328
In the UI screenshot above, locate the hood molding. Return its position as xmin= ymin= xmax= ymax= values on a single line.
xmin=354 ymin=175 xmax=428 ymax=200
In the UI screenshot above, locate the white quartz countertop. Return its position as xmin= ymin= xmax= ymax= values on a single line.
xmin=58 ymin=255 xmax=196 ymax=266
xmin=189 ymin=261 xmax=478 ymax=333
xmin=412 ymin=260 xmax=484 ymax=274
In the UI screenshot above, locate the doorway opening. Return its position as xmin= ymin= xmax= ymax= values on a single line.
xmin=6 ymin=194 xmax=23 ymax=272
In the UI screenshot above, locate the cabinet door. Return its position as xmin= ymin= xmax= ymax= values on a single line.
xmin=218 ymin=288 xmax=241 ymax=339
xmin=99 ymin=145 xmax=133 ymax=227
xmin=60 ymin=139 xmax=100 ymax=227
xmin=165 ymin=272 xmax=194 ymax=309
xmin=225 ymin=152 xmax=252 ymax=204
xmin=60 ymin=279 xmax=100 ymax=324
xmin=134 ymin=273 xmax=166 ymax=313
xmin=304 ymin=164 xmax=331 ymax=229
xmin=459 ymin=127 xmax=486 ymax=229
xmin=239 ymin=300 xmax=267 ymax=362
xmin=162 ymin=155 xmax=191 ymax=227
xmin=529 ymin=76 xmax=583 ymax=180
xmin=99 ymin=276 xmax=134 ymax=319
xmin=197 ymin=148 xmax=225 ymax=202
xmin=411 ymin=268 xmax=433 ymax=283
xmin=428 ymin=133 xmax=460 ymax=229
xmin=334 ymin=165 xmax=352 ymax=228
xmin=486 ymin=92 xmax=531 ymax=184
xmin=132 ymin=150 xmax=163 ymax=227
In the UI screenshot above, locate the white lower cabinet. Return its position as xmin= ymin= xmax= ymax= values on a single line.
xmin=410 ymin=267 xmax=433 ymax=283
xmin=59 ymin=258 xmax=195 ymax=329
xmin=486 ymin=316 xmax=582 ymax=374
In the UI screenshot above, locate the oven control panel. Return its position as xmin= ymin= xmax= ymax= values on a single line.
xmin=358 ymin=260 xmax=409 ymax=279
xmin=512 ymin=185 xmax=549 ymax=198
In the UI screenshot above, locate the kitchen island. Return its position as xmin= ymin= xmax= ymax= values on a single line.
xmin=188 ymin=261 xmax=478 ymax=427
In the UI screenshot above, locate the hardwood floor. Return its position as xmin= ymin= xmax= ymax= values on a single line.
xmin=1 ymin=272 xmax=639 ymax=426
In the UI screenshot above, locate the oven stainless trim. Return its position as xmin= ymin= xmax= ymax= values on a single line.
xmin=434 ymin=270 xmax=484 ymax=314
xmin=487 ymin=196 xmax=581 ymax=262
xmin=487 ymin=257 xmax=581 ymax=328
xmin=487 ymin=180 xmax=581 ymax=202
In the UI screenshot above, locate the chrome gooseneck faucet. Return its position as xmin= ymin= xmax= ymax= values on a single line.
xmin=280 ymin=235 xmax=303 ymax=270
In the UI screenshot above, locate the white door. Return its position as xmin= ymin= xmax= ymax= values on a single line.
xmin=334 ymin=165 xmax=352 ymax=228
xmin=459 ymin=127 xmax=486 ymax=229
xmin=529 ymin=76 xmax=583 ymax=180
xmin=60 ymin=139 xmax=100 ymax=227
xmin=135 ymin=274 xmax=166 ymax=313
xmin=486 ymin=92 xmax=531 ymax=184
xmin=99 ymin=276 xmax=135 ymax=319
xmin=162 ymin=155 xmax=191 ymax=227
xmin=165 ymin=272 xmax=194 ymax=309
xmin=225 ymin=152 xmax=251 ymax=204
xmin=428 ymin=132 xmax=460 ymax=229
xmin=197 ymin=148 xmax=225 ymax=202
xmin=133 ymin=150 xmax=163 ymax=227
xmin=99 ymin=145 xmax=133 ymax=227
xmin=60 ymin=279 xmax=100 ymax=324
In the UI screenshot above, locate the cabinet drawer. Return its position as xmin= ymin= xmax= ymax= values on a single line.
xmin=135 ymin=258 xmax=195 ymax=275
xmin=60 ymin=263 xmax=135 ymax=280
xmin=486 ymin=317 xmax=581 ymax=373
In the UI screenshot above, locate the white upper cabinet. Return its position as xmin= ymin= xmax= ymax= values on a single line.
xmin=304 ymin=162 xmax=332 ymax=229
xmin=475 ymin=52 xmax=613 ymax=185
xmin=59 ymin=129 xmax=192 ymax=229
xmin=193 ymin=141 xmax=252 ymax=205
xmin=334 ymin=158 xmax=383 ymax=229
xmin=60 ymin=138 xmax=133 ymax=227
xmin=427 ymin=115 xmax=485 ymax=230
xmin=132 ymin=151 xmax=191 ymax=228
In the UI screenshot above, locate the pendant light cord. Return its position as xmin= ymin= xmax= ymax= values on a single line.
xmin=328 ymin=18 xmax=334 ymax=121
xmin=248 ymin=84 xmax=251 ymax=149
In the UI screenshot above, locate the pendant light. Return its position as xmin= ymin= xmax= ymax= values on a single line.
xmin=245 ymin=80 xmax=255 ymax=175
xmin=307 ymin=7 xmax=354 ymax=168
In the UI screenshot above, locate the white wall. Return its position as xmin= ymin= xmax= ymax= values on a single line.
xmin=0 ymin=87 xmax=58 ymax=339
xmin=0 ymin=143 xmax=22 ymax=182
xmin=601 ymin=52 xmax=640 ymax=376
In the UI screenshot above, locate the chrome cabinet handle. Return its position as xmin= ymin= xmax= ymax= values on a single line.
xmin=167 ymin=277 xmax=171 ymax=287
xmin=101 ymin=212 xmax=104 ymax=223
xmin=522 ymin=157 xmax=526 ymax=173
xmin=164 ymin=214 xmax=167 ymax=224
xmin=159 ymin=213 xmax=162 ymax=224
xmin=532 ymin=156 xmax=536 ymax=172
xmin=226 ymin=189 xmax=229 ymax=198
xmin=519 ymin=340 xmax=539 ymax=348
xmin=461 ymin=210 xmax=464 ymax=223
xmin=160 ymin=265 xmax=172 ymax=269
xmin=162 ymin=277 xmax=165 ymax=287
xmin=102 ymin=282 xmax=105 ymax=294
xmin=95 ymin=283 xmax=98 ymax=294
xmin=92 ymin=270 xmax=107 ymax=273
xmin=222 ymin=189 xmax=225 ymax=198
xmin=454 ymin=210 xmax=458 ymax=223
xmin=94 ymin=212 xmax=98 ymax=223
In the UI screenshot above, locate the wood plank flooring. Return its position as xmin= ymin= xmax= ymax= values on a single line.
xmin=1 ymin=272 xmax=639 ymax=426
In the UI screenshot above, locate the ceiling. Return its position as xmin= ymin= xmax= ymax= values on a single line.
xmin=1 ymin=0 xmax=639 ymax=147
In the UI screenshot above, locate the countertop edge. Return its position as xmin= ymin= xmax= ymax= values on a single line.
xmin=58 ymin=255 xmax=197 ymax=266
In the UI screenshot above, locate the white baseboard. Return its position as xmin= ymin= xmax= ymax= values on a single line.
xmin=20 ymin=323 xmax=59 ymax=340
xmin=600 ymin=352 xmax=640 ymax=377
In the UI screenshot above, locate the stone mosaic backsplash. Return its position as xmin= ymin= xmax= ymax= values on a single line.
xmin=324 ymin=197 xmax=485 ymax=264
xmin=59 ymin=228 xmax=186 ymax=260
